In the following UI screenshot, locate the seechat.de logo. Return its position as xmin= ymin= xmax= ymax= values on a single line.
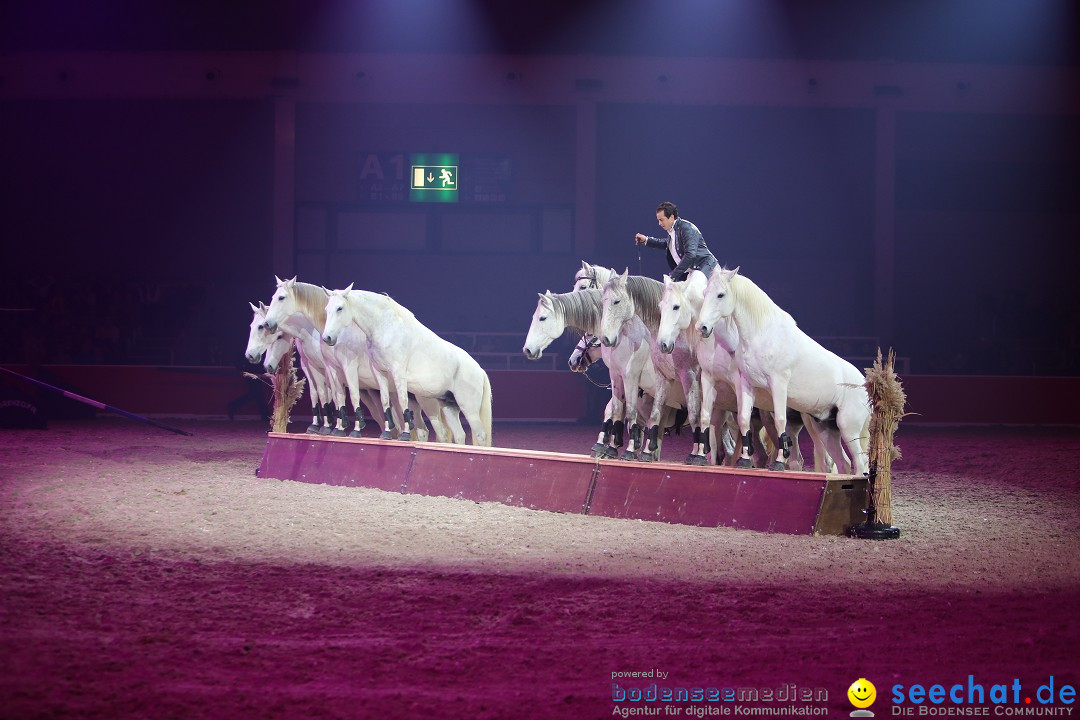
xmin=850 ymin=678 xmax=878 ymax=717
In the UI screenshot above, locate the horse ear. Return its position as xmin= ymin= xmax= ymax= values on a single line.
xmin=344 ymin=282 xmax=354 ymax=293
xmin=274 ymin=275 xmax=284 ymax=285
xmin=249 ymin=302 xmax=260 ymax=312
xmin=580 ymin=260 xmax=589 ymax=270
xmin=663 ymin=275 xmax=672 ymax=286
xmin=731 ymin=266 xmax=740 ymax=277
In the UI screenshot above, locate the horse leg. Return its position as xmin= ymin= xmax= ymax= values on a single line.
xmin=638 ymin=380 xmax=669 ymax=463
xmin=372 ymin=370 xmax=396 ymax=439
xmin=689 ymin=372 xmax=715 ymax=466
xmin=619 ymin=368 xmax=643 ymax=461
xmin=837 ymin=402 xmax=870 ymax=475
xmin=623 ymin=390 xmax=653 ymax=461
xmin=456 ymin=382 xmax=489 ymax=447
xmin=350 ymin=389 xmax=377 ymax=438
xmin=440 ymin=401 xmax=467 ymax=444
xmin=784 ymin=409 xmax=806 ymax=471
xmin=767 ymin=378 xmax=792 ymax=471
xmin=392 ymin=377 xmax=415 ymax=442
xmin=755 ymin=409 xmax=778 ymax=468
xmin=604 ymin=375 xmax=626 ymax=458
xmin=305 ymin=374 xmax=324 ymax=435
xmin=802 ymin=413 xmax=837 ymax=473
xmin=591 ymin=399 xmax=615 ymax=457
xmin=734 ymin=374 xmax=756 ymax=468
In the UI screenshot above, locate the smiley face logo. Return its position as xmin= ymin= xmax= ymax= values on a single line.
xmin=848 ymin=678 xmax=877 ymax=709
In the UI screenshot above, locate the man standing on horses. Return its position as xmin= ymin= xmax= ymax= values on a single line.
xmin=634 ymin=201 xmax=718 ymax=281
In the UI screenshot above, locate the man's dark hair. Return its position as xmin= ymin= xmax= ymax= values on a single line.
xmin=656 ymin=201 xmax=678 ymax=219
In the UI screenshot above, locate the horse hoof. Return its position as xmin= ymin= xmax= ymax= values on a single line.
xmin=319 ymin=427 xmax=334 ymax=436
xmin=735 ymin=458 xmax=753 ymax=469
xmin=380 ymin=431 xmax=392 ymax=440
xmin=330 ymin=428 xmax=346 ymax=437
xmin=685 ymin=454 xmax=708 ymax=466
xmin=591 ymin=442 xmax=607 ymax=456
xmin=348 ymin=430 xmax=363 ymax=438
xmin=620 ymin=451 xmax=638 ymax=462
xmin=638 ymin=452 xmax=656 ymax=463
xmin=599 ymin=446 xmax=617 ymax=458
xmin=769 ymin=461 xmax=786 ymax=472
xmin=306 ymin=425 xmax=320 ymax=435
xmin=400 ymin=432 xmax=412 ymax=441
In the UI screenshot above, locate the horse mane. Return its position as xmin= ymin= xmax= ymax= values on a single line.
xmin=622 ymin=276 xmax=664 ymax=333
xmin=344 ymin=289 xmax=416 ymax=323
xmin=289 ymin=282 xmax=329 ymax=328
xmin=549 ymin=289 xmax=602 ymax=335
xmin=729 ymin=273 xmax=792 ymax=331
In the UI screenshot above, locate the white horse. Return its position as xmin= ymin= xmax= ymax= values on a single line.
xmin=262 ymin=277 xmax=463 ymax=443
xmin=697 ymin=267 xmax=869 ymax=474
xmin=565 ymin=262 xmax=673 ymax=459
xmin=245 ymin=301 xmax=338 ymax=435
xmin=599 ymin=271 xmax=702 ymax=463
xmin=657 ymin=276 xmax=830 ymax=471
xmin=523 ymin=288 xmax=670 ymax=459
xmin=322 ymin=285 xmax=493 ymax=446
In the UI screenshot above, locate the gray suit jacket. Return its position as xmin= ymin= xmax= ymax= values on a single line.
xmin=644 ymin=218 xmax=718 ymax=280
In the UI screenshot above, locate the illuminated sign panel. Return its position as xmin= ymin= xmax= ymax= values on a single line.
xmin=409 ymin=153 xmax=459 ymax=203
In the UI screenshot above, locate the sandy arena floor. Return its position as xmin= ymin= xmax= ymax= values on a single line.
xmin=1 ymin=418 xmax=1078 ymax=719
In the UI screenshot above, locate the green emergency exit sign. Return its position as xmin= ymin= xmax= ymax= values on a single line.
xmin=409 ymin=153 xmax=459 ymax=203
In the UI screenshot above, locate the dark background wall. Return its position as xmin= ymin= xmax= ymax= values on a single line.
xmin=1 ymin=0 xmax=1077 ymax=375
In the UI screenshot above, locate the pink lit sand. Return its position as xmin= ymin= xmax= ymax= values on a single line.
xmin=1 ymin=419 xmax=1078 ymax=719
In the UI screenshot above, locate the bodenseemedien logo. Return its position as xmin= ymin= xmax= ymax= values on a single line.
xmin=849 ymin=679 xmax=878 ymax=717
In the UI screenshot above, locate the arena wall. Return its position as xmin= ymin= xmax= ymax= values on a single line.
xmin=2 ymin=365 xmax=1076 ymax=426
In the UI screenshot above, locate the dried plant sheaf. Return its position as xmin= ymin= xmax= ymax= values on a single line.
xmin=244 ymin=344 xmax=305 ymax=433
xmin=863 ymin=348 xmax=907 ymax=524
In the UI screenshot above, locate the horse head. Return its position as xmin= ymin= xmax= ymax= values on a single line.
xmin=523 ymin=291 xmax=562 ymax=360
xmin=572 ymin=261 xmax=617 ymax=293
xmin=657 ymin=276 xmax=692 ymax=355
xmin=263 ymin=333 xmax=293 ymax=374
xmin=320 ymin=283 xmax=354 ymax=347
xmin=698 ymin=266 xmax=739 ymax=339
xmin=264 ymin=276 xmax=298 ymax=332
xmin=245 ymin=301 xmax=274 ymax=364
xmin=598 ymin=270 xmax=632 ymax=348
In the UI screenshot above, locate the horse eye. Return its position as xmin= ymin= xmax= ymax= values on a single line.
xmin=276 ymin=333 xmax=284 ymax=339
xmin=539 ymin=316 xmax=547 ymax=321
xmin=336 ymin=306 xmax=342 ymax=312
xmin=673 ymin=304 xmax=680 ymax=311
xmin=258 ymin=323 xmax=265 ymax=330
xmin=717 ymin=293 xmax=725 ymax=299
xmin=277 ymin=295 xmax=285 ymax=301
xmin=613 ymin=299 xmax=620 ymax=305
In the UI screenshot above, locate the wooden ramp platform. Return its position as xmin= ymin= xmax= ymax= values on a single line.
xmin=257 ymin=434 xmax=868 ymax=536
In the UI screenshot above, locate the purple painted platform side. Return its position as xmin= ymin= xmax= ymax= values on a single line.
xmin=257 ymin=433 xmax=412 ymax=491
xmin=589 ymin=462 xmax=829 ymax=535
xmin=406 ymin=446 xmax=595 ymax=514
xmin=727 ymin=474 xmax=828 ymax=535
xmin=255 ymin=435 xmax=863 ymax=536
xmin=586 ymin=461 xmax=742 ymax=527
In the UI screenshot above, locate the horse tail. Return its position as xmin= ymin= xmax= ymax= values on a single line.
xmin=479 ymin=371 xmax=493 ymax=446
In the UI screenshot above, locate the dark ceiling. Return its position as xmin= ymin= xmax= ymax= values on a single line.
xmin=2 ymin=0 xmax=1077 ymax=66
